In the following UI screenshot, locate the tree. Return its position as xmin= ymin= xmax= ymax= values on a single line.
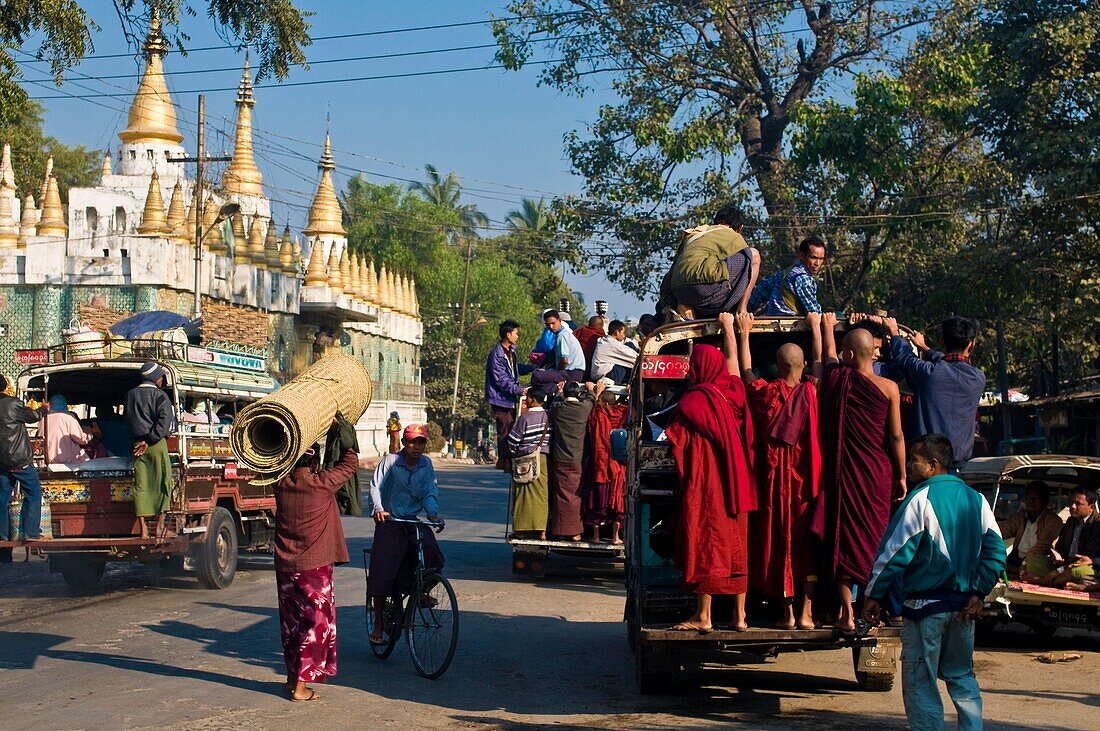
xmin=506 ymin=197 xmax=552 ymax=233
xmin=0 ymin=97 xmax=99 ymax=201
xmin=494 ymin=1 xmax=937 ymax=297
xmin=409 ymin=164 xmax=489 ymax=239
xmin=1 ymin=0 xmax=312 ymax=105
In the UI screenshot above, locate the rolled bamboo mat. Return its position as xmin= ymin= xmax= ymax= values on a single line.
xmin=230 ymin=353 xmax=372 ymax=484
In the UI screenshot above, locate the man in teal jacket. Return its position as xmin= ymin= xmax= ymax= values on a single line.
xmin=864 ymin=433 xmax=1005 ymax=731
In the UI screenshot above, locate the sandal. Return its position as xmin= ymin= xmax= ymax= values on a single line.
xmin=368 ymin=633 xmax=388 ymax=646
xmin=288 ymin=689 xmax=318 ymax=702
xmin=669 ymin=621 xmax=712 ymax=634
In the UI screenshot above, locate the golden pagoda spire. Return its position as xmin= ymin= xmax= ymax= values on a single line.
xmin=0 ymin=144 xmax=14 ymax=188
xmin=264 ymin=219 xmax=281 ymax=268
xmin=36 ymin=175 xmax=67 ymax=236
xmin=304 ymin=240 xmax=328 ymax=285
xmin=221 ymin=57 xmax=264 ymax=198
xmin=401 ymin=275 xmax=413 ymax=315
xmin=39 ymin=155 xmax=53 ymax=206
xmin=203 ymin=198 xmax=227 ymax=253
xmin=165 ymin=179 xmax=187 ymax=242
xmin=0 ymin=185 xmax=17 ymax=248
xmin=231 ymin=212 xmax=250 ymax=264
xmin=136 ymin=170 xmax=170 ymax=235
xmin=327 ymin=244 xmax=344 ymax=294
xmin=338 ymin=248 xmax=352 ymax=295
xmin=377 ymin=263 xmax=392 ymax=310
xmin=365 ymin=258 xmax=379 ymax=303
xmin=119 ymin=8 xmax=184 ymax=145
xmin=303 ymin=133 xmax=345 ymax=237
xmin=293 ymin=236 xmax=303 ymax=273
xmin=351 ymin=253 xmax=366 ymax=299
xmin=100 ymin=149 xmax=113 ymax=180
xmin=185 ymin=183 xmax=201 ymax=244
xmin=18 ymin=194 xmax=36 ymax=245
xmin=247 ymin=217 xmax=267 ymax=268
xmin=278 ymin=225 xmax=295 ymax=274
xmin=393 ymin=273 xmax=405 ymax=314
xmin=409 ymin=277 xmax=420 ymax=317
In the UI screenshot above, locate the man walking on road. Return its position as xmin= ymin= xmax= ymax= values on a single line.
xmin=864 ymin=433 xmax=1005 ymax=731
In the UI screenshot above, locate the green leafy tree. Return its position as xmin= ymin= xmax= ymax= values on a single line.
xmin=494 ymin=1 xmax=936 ymax=297
xmin=409 ymin=164 xmax=489 ymax=239
xmin=0 ymin=97 xmax=99 ymax=201
xmin=0 ymin=0 xmax=312 ymax=105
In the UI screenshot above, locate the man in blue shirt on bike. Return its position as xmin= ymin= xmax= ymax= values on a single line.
xmin=367 ymin=423 xmax=444 ymax=645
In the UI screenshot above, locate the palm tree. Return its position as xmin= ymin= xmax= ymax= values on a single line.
xmin=410 ymin=164 xmax=488 ymax=238
xmin=506 ymin=197 xmax=553 ymax=233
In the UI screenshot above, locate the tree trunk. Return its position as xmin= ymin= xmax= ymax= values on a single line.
xmin=739 ymin=113 xmax=800 ymax=252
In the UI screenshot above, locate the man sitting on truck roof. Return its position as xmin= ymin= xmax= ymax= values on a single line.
xmin=1023 ymin=486 xmax=1100 ymax=588
xmin=747 ymin=235 xmax=826 ymax=317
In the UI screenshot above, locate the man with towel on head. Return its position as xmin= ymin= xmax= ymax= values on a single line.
xmin=815 ymin=314 xmax=907 ymax=633
xmin=125 ymin=362 xmax=176 ymax=539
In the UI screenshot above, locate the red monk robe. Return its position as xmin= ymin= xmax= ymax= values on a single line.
xmin=813 ymin=363 xmax=893 ymax=584
xmin=583 ymin=399 xmax=628 ymax=529
xmin=745 ymin=377 xmax=821 ymax=598
xmin=665 ymin=345 xmax=756 ymax=595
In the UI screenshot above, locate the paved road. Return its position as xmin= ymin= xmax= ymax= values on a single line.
xmin=0 ymin=463 xmax=1096 ymax=729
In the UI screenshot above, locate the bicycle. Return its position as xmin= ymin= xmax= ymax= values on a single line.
xmin=363 ymin=517 xmax=459 ymax=679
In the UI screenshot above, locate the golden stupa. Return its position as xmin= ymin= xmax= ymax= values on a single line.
xmin=221 ymin=59 xmax=264 ymax=198
xmin=136 ymin=171 xmax=171 ymax=235
xmin=36 ymin=175 xmax=68 ymax=237
xmin=304 ymin=240 xmax=328 ymax=285
xmin=118 ymin=9 xmax=184 ymax=146
xmin=18 ymin=195 xmax=36 ymax=246
xmin=247 ymin=217 xmax=267 ymax=268
xmin=303 ymin=134 xmax=345 ymax=237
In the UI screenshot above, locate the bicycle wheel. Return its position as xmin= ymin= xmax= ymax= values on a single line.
xmin=366 ymin=593 xmax=401 ymax=659
xmin=405 ymin=571 xmax=459 ymax=679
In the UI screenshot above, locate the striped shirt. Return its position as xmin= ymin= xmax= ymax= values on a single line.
xmin=507 ymin=407 xmax=551 ymax=456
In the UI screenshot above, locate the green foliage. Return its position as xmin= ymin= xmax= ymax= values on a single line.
xmin=0 ymin=97 xmax=98 ymax=200
xmin=0 ymin=0 xmax=311 ymax=105
xmin=343 ymin=176 xmax=569 ymax=428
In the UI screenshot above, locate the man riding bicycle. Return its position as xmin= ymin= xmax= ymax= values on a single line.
xmin=367 ymin=423 xmax=445 ymax=646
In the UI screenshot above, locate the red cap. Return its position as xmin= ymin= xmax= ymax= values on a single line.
xmin=403 ymin=423 xmax=428 ymax=441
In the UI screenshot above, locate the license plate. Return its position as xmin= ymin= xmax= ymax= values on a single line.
xmin=1041 ymin=604 xmax=1098 ymax=627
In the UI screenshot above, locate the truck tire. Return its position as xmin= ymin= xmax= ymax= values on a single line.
xmin=852 ymin=646 xmax=896 ymax=692
xmin=196 ymin=507 xmax=238 ymax=589
xmin=57 ymin=557 xmax=105 ymax=595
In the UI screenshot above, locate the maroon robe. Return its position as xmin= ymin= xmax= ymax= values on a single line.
xmin=813 ymin=364 xmax=893 ymax=583
xmin=746 ymin=377 xmax=821 ymax=598
xmin=583 ymin=401 xmax=628 ymax=526
xmin=665 ymin=345 xmax=756 ymax=595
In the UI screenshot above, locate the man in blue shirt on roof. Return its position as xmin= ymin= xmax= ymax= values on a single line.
xmin=367 ymin=423 xmax=444 ymax=645
xmin=864 ymin=433 xmax=1005 ymax=731
xmin=885 ymin=316 xmax=986 ymax=470
xmin=749 ymin=235 xmax=827 ymax=316
xmin=530 ymin=309 xmax=586 ymax=397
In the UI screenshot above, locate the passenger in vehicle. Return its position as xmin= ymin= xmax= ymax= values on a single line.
xmin=79 ymin=419 xmax=108 ymax=460
xmin=507 ymin=391 xmax=552 ymax=539
xmin=583 ymin=383 xmax=628 ymax=544
xmin=548 ymin=381 xmax=593 ymax=541
xmin=748 ymin=235 xmax=826 ymax=316
xmin=572 ymin=316 xmax=606 ymax=379
xmin=181 ymin=400 xmax=218 ymax=433
xmin=529 ymin=310 xmax=586 ymax=398
xmin=817 ymin=314 xmax=907 ymax=633
xmin=884 ymin=316 xmax=986 ymax=470
xmin=125 ymin=362 xmax=176 ymax=539
xmin=92 ymin=402 xmax=132 ymax=457
xmin=38 ymin=395 xmax=91 ymax=465
xmin=643 ymin=379 xmax=686 ymax=441
xmin=665 ymin=314 xmax=756 ymax=632
xmin=1023 ymin=486 xmax=1100 ymax=588
xmin=591 ymin=319 xmax=640 ymax=386
xmin=736 ymin=311 xmax=823 ymax=629
xmin=657 ymin=205 xmax=761 ymax=320
xmin=999 ymin=481 xmax=1063 ymax=578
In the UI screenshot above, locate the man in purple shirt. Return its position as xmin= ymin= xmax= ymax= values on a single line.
xmin=485 ymin=319 xmax=533 ymax=470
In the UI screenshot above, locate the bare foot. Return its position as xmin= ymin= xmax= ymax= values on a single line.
xmin=730 ymin=622 xmax=750 ymax=632
xmin=774 ymin=620 xmax=796 ymax=629
xmin=670 ymin=620 xmax=712 ymax=633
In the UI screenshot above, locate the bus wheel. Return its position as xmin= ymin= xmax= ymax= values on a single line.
xmin=56 ymin=557 xmax=105 ymax=595
xmin=197 ymin=507 xmax=238 ymax=589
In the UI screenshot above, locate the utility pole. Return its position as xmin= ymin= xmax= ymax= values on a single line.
xmin=167 ymin=94 xmax=230 ymax=318
xmin=987 ymin=211 xmax=1013 ymax=446
xmin=449 ymin=236 xmax=474 ymax=450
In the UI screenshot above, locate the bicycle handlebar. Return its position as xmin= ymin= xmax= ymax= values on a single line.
xmin=385 ymin=516 xmax=446 ymax=533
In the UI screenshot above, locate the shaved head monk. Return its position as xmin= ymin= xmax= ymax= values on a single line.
xmin=814 ymin=314 xmax=907 ymax=633
xmin=736 ymin=311 xmax=824 ymax=629
xmin=666 ymin=312 xmax=757 ymax=632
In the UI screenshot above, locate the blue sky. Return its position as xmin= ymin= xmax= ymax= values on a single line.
xmin=20 ymin=1 xmax=651 ymax=319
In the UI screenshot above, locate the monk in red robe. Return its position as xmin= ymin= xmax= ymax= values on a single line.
xmin=583 ymin=383 xmax=628 ymax=544
xmin=814 ymin=313 xmax=906 ymax=632
xmin=736 ymin=311 xmax=823 ymax=630
xmin=666 ymin=312 xmax=756 ymax=632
